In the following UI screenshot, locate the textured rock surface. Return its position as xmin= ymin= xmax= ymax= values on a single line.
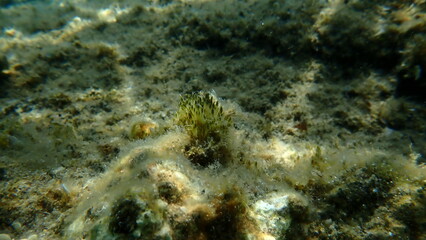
xmin=0 ymin=0 xmax=425 ymax=239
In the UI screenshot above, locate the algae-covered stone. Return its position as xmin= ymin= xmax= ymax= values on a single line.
xmin=0 ymin=234 xmax=11 ymax=240
xmin=109 ymin=197 xmax=162 ymax=239
xmin=252 ymin=193 xmax=294 ymax=239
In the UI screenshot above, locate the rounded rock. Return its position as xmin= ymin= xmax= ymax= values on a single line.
xmin=0 ymin=233 xmax=11 ymax=240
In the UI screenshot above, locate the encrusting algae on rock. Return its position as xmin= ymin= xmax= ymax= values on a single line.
xmin=60 ymin=90 xmax=311 ymax=240
xmin=0 ymin=0 xmax=426 ymax=239
xmin=129 ymin=121 xmax=158 ymax=140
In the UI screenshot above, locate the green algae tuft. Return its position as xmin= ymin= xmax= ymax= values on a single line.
xmin=175 ymin=91 xmax=232 ymax=167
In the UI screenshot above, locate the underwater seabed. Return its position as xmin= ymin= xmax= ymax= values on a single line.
xmin=0 ymin=0 xmax=426 ymax=239
xmin=63 ymin=129 xmax=426 ymax=239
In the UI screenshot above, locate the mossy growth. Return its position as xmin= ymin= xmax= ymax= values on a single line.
xmin=109 ymin=198 xmax=141 ymax=235
xmin=108 ymin=196 xmax=161 ymax=239
xmin=172 ymin=190 xmax=248 ymax=240
xmin=175 ymin=91 xmax=232 ymax=167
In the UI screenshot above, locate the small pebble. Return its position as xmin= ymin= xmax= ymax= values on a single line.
xmin=11 ymin=221 xmax=22 ymax=231
xmin=0 ymin=233 xmax=11 ymax=240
